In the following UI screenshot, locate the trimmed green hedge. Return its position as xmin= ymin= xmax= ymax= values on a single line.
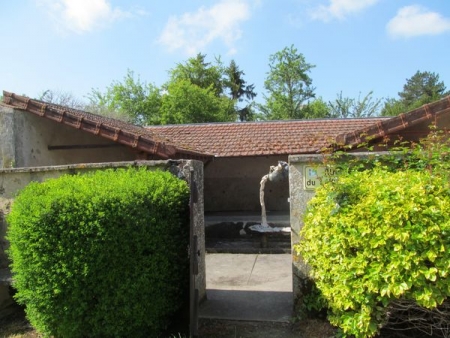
xmin=7 ymin=168 xmax=190 ymax=337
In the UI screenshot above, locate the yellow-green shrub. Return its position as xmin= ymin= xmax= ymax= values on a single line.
xmin=7 ymin=168 xmax=190 ymax=338
xmin=296 ymin=166 xmax=450 ymax=337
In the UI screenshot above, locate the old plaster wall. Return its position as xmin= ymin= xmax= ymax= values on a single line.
xmin=1 ymin=105 xmax=138 ymax=168
xmin=204 ymin=155 xmax=290 ymax=212
xmin=0 ymin=160 xmax=206 ymax=316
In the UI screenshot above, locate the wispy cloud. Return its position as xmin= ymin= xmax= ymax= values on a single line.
xmin=158 ymin=0 xmax=251 ymax=56
xmin=310 ymin=0 xmax=379 ymax=22
xmin=387 ymin=5 xmax=450 ymax=39
xmin=36 ymin=0 xmax=144 ymax=34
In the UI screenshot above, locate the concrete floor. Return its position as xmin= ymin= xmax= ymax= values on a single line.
xmin=199 ymin=253 xmax=293 ymax=322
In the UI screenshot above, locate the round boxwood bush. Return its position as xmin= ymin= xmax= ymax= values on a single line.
xmin=7 ymin=168 xmax=190 ymax=337
xmin=295 ymin=166 xmax=450 ymax=337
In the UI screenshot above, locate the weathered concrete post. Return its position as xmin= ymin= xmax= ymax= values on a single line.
xmin=182 ymin=160 xmax=206 ymax=303
xmin=289 ymin=155 xmax=321 ymax=310
xmin=0 ymin=104 xmax=16 ymax=169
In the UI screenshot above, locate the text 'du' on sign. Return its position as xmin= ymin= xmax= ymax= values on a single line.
xmin=304 ymin=166 xmax=337 ymax=190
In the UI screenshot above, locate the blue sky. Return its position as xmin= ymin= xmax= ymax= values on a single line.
xmin=1 ymin=0 xmax=449 ymax=106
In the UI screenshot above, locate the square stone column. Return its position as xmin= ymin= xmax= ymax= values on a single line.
xmin=0 ymin=105 xmax=16 ymax=169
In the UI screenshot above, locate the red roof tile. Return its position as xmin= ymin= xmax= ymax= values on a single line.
xmin=146 ymin=118 xmax=389 ymax=157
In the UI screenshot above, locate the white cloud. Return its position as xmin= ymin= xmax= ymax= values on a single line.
xmin=36 ymin=0 xmax=139 ymax=34
xmin=387 ymin=5 xmax=450 ymax=39
xmin=158 ymin=0 xmax=251 ymax=56
xmin=310 ymin=0 xmax=379 ymax=22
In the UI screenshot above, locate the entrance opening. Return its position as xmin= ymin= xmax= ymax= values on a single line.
xmin=200 ymin=211 xmax=293 ymax=322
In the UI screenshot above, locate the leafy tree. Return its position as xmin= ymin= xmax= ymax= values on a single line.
xmin=260 ymin=45 xmax=316 ymax=120
xmin=88 ymin=55 xmax=257 ymax=124
xmin=302 ymin=97 xmax=333 ymax=119
xmin=382 ymin=71 xmax=449 ymax=116
xmin=160 ymin=79 xmax=235 ymax=124
xmin=329 ymin=91 xmax=382 ymax=118
xmin=84 ymin=99 xmax=133 ymax=123
xmin=38 ymin=89 xmax=86 ymax=110
xmin=167 ymin=55 xmax=257 ymax=122
xmin=224 ymin=60 xmax=257 ymax=121
xmin=167 ymin=53 xmax=224 ymax=97
xmin=163 ymin=55 xmax=235 ymax=124
xmin=399 ymin=70 xmax=448 ymax=107
xmin=380 ymin=98 xmax=408 ymax=117
xmin=88 ymin=70 xmax=162 ymax=125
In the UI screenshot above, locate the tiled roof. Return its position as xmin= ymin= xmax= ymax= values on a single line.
xmin=146 ymin=118 xmax=389 ymax=157
xmin=2 ymin=91 xmax=211 ymax=160
xmin=336 ymin=95 xmax=450 ymax=148
xmin=4 ymin=90 xmax=448 ymax=159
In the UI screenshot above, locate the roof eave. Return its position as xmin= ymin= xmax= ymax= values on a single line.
xmin=334 ymin=96 xmax=450 ymax=149
xmin=2 ymin=91 xmax=212 ymax=161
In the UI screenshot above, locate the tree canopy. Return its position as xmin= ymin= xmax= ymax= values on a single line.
xmin=399 ymin=70 xmax=448 ymax=107
xmin=39 ymin=89 xmax=85 ymax=111
xmin=167 ymin=53 xmax=224 ymax=96
xmin=382 ymin=71 xmax=449 ymax=116
xmin=260 ymin=45 xmax=316 ymax=120
xmin=224 ymin=60 xmax=257 ymax=121
xmin=88 ymin=70 xmax=162 ymax=125
xmin=36 ymin=50 xmax=448 ymax=124
xmin=88 ymin=55 xmax=257 ymax=124
xmin=160 ymin=79 xmax=235 ymax=124
xmin=328 ymin=91 xmax=382 ymax=118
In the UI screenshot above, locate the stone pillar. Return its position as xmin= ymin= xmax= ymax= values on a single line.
xmin=0 ymin=198 xmax=13 ymax=318
xmin=289 ymin=155 xmax=320 ymax=311
xmin=0 ymin=199 xmax=12 ymax=269
xmin=182 ymin=160 xmax=206 ymax=303
xmin=0 ymin=105 xmax=16 ymax=169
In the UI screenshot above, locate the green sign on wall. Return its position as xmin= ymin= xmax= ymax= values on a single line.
xmin=304 ymin=166 xmax=337 ymax=190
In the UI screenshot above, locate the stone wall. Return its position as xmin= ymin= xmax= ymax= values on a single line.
xmin=0 ymin=160 xmax=206 ymax=316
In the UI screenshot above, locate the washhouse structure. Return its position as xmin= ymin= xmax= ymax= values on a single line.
xmin=4 ymin=91 xmax=449 ymax=215
xmin=1 ymin=90 xmax=450 ymax=313
xmin=0 ymin=91 xmax=388 ymax=213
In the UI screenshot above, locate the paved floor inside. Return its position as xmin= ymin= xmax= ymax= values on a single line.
xmin=199 ymin=253 xmax=293 ymax=322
